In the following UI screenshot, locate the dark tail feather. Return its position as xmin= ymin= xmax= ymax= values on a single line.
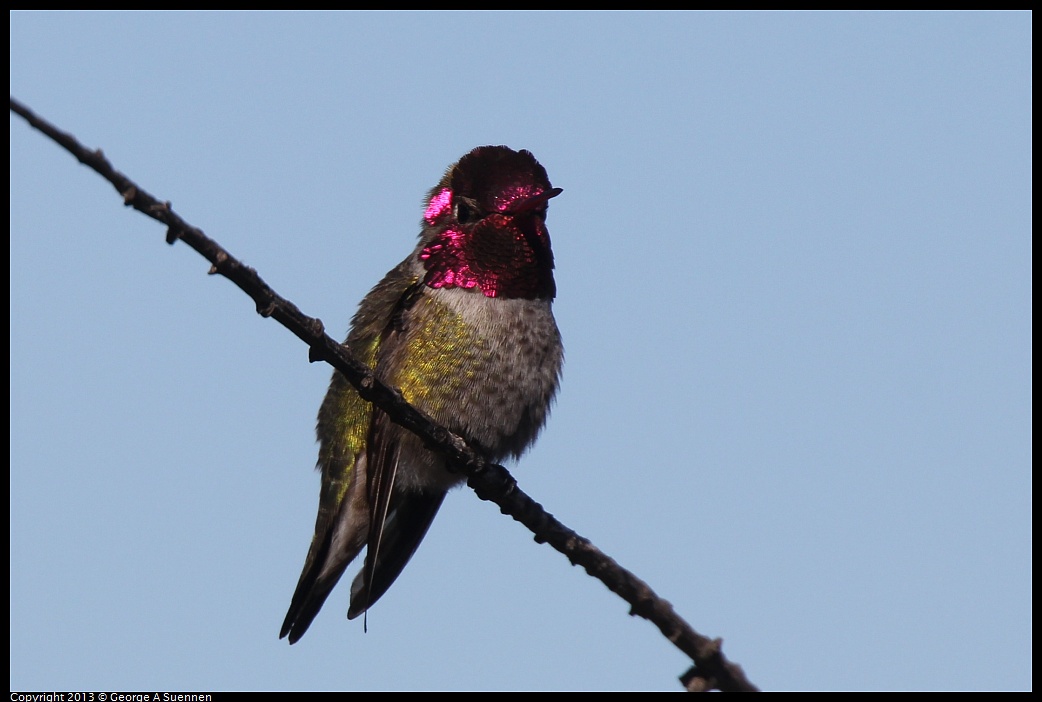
xmin=279 ymin=528 xmax=344 ymax=644
xmin=347 ymin=491 xmax=445 ymax=620
xmin=280 ymin=465 xmax=369 ymax=644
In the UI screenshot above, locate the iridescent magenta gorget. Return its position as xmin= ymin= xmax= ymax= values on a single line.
xmin=418 ymin=175 xmax=560 ymax=300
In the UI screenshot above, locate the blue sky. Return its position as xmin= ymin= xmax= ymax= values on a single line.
xmin=10 ymin=11 xmax=1031 ymax=692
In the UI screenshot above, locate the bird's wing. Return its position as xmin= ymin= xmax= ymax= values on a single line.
xmin=349 ymin=280 xmax=446 ymax=621
xmin=280 ymin=265 xmax=421 ymax=643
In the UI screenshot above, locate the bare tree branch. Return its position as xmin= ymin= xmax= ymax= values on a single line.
xmin=10 ymin=95 xmax=759 ymax=692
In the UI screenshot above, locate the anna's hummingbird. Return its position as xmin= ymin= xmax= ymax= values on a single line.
xmin=280 ymin=146 xmax=564 ymax=643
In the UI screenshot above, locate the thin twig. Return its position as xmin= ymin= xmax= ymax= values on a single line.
xmin=10 ymin=95 xmax=759 ymax=692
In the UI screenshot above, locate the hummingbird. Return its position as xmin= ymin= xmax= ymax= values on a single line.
xmin=280 ymin=146 xmax=564 ymax=643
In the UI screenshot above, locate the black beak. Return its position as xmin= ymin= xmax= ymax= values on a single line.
xmin=505 ymin=187 xmax=563 ymax=214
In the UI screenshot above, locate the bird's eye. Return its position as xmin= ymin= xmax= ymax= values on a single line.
xmin=453 ymin=199 xmax=481 ymax=225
